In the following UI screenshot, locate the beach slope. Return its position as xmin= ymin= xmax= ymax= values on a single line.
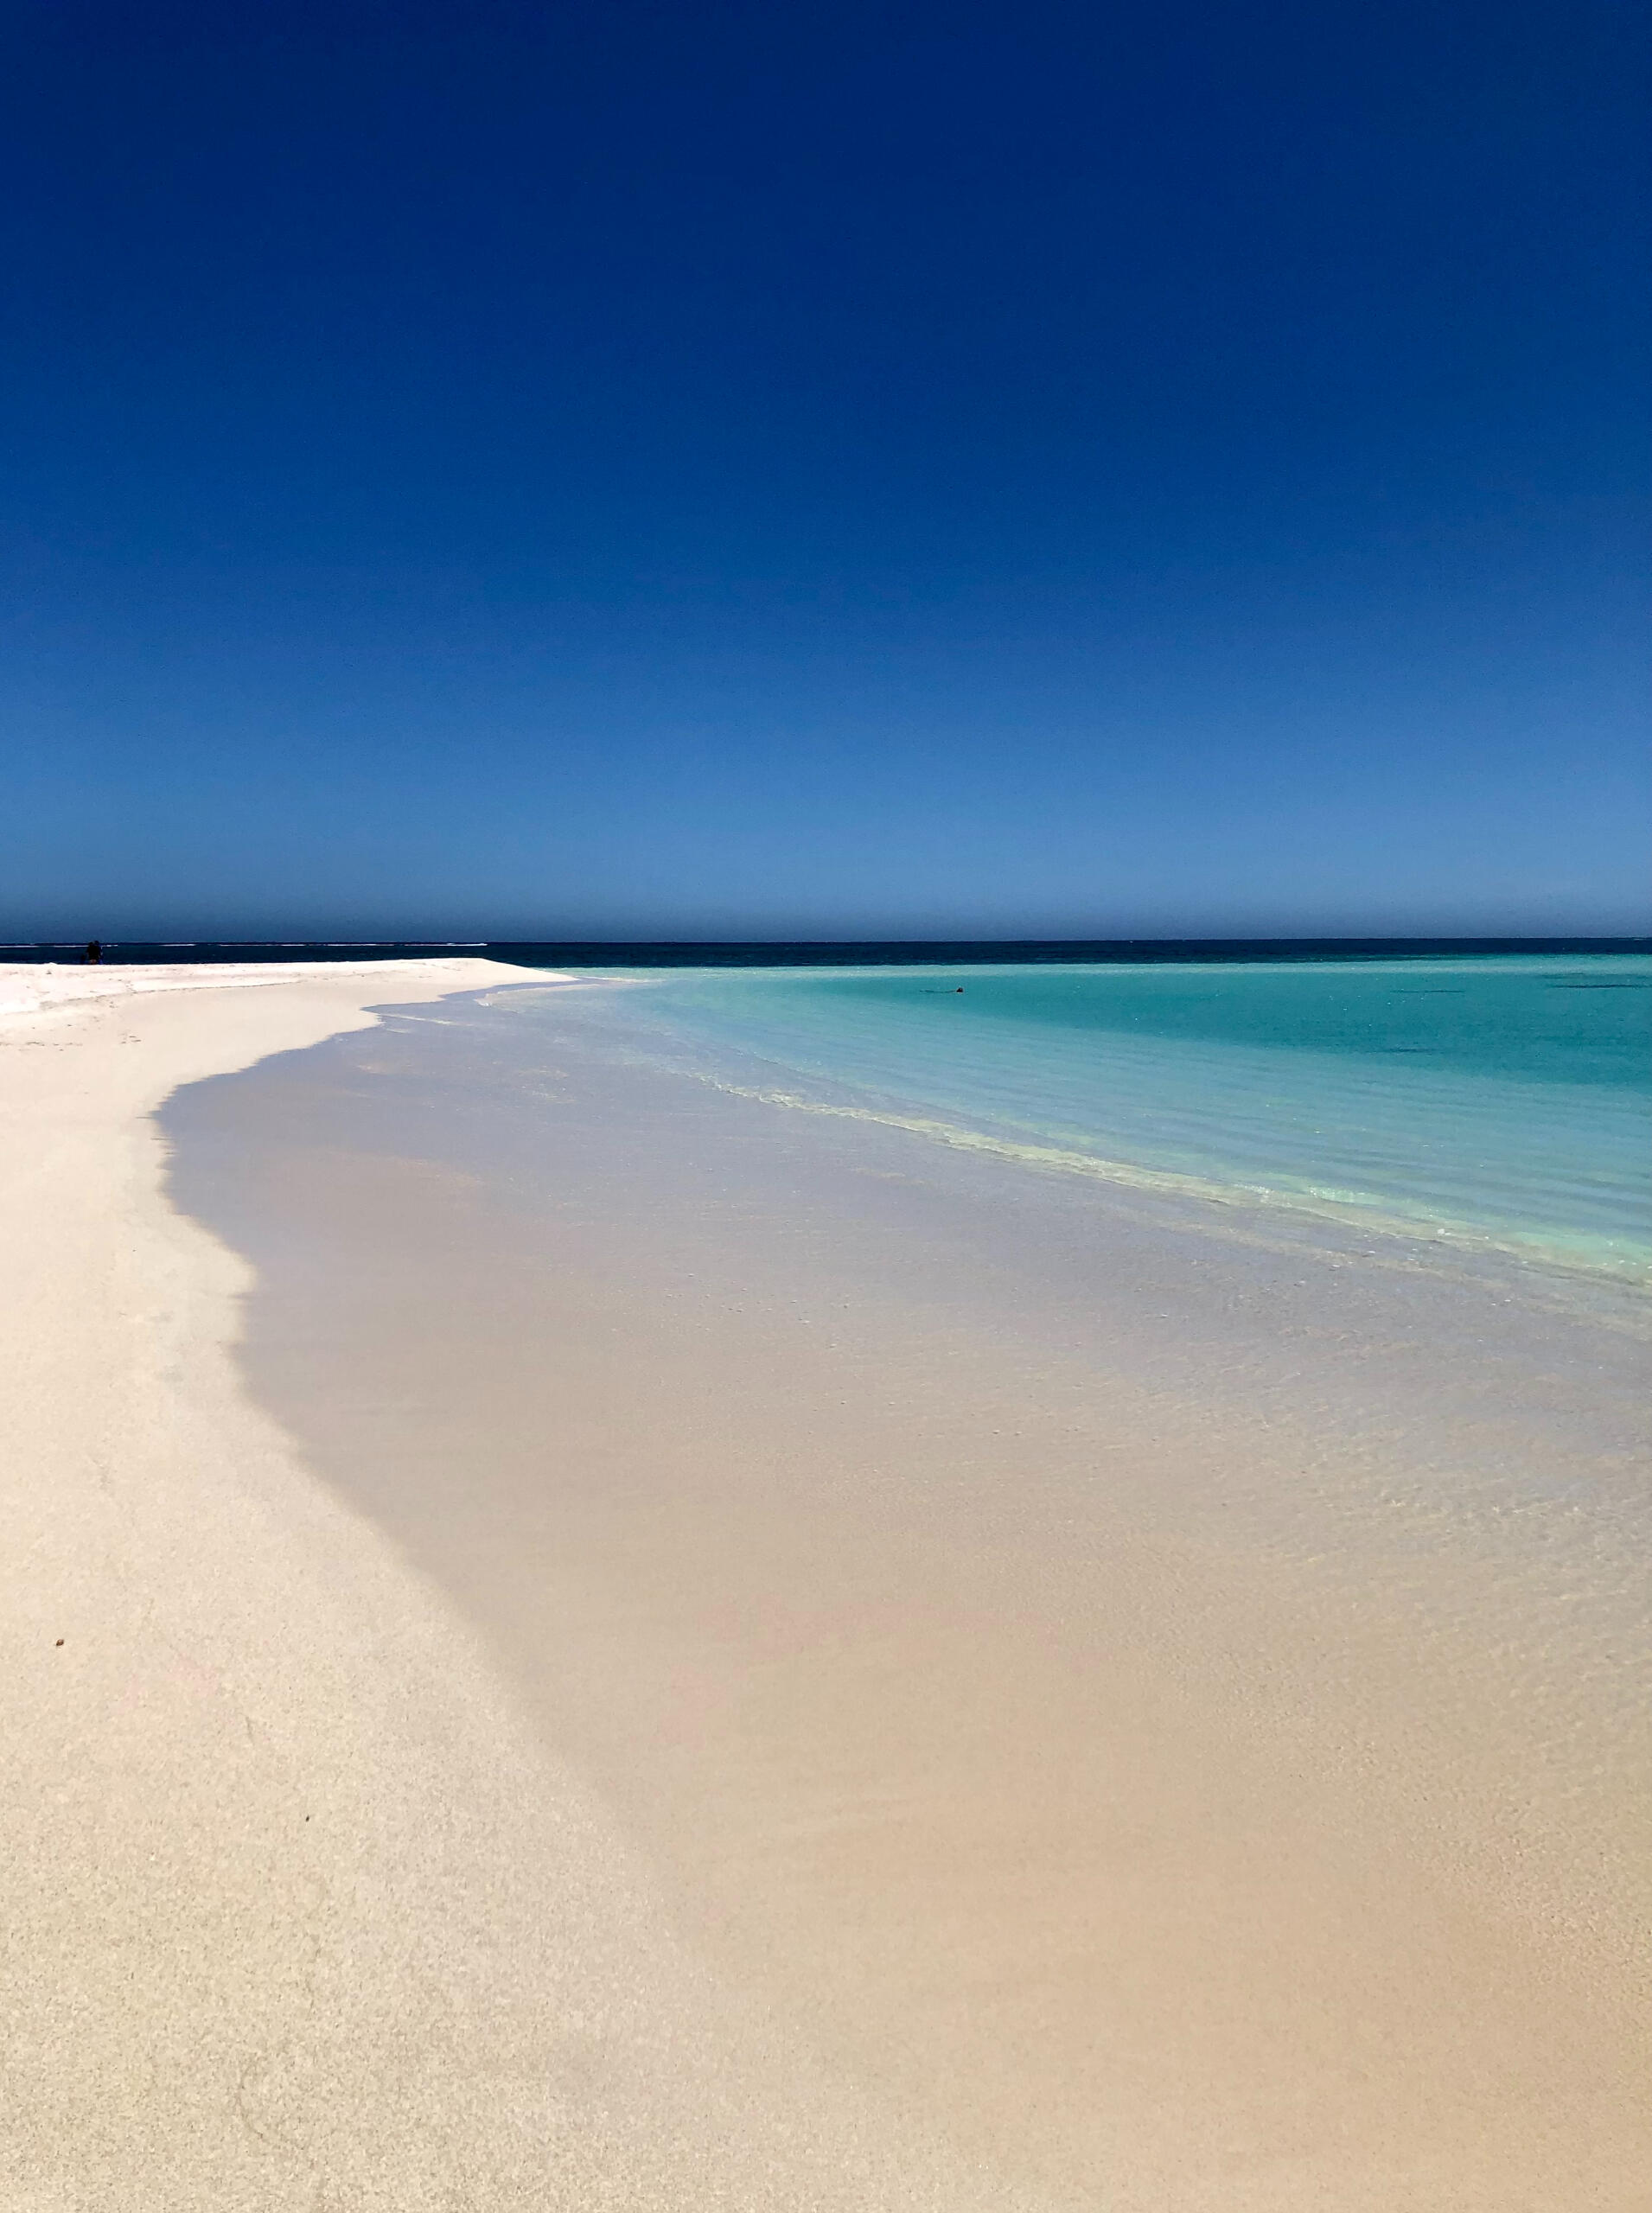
xmin=0 ymin=962 xmax=985 ymax=2211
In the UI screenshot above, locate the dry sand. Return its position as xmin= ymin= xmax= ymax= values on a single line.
xmin=0 ymin=964 xmax=1006 ymax=2211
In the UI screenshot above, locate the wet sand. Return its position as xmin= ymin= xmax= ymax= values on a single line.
xmin=157 ymin=981 xmax=1652 ymax=2210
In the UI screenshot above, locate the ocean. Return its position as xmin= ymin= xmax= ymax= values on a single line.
xmin=497 ymin=954 xmax=1652 ymax=1290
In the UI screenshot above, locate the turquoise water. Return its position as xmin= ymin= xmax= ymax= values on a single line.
xmin=531 ymin=957 xmax=1652 ymax=1284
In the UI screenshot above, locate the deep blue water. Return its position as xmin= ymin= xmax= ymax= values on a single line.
xmin=518 ymin=956 xmax=1652 ymax=1284
xmin=6 ymin=935 xmax=1647 ymax=966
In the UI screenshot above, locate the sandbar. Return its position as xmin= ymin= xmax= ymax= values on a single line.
xmin=2 ymin=961 xmax=1004 ymax=2210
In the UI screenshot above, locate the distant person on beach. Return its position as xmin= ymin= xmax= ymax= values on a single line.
xmin=84 ymin=941 xmax=102 ymax=965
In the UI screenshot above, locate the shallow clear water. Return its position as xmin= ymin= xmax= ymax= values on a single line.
xmin=518 ymin=956 xmax=1652 ymax=1284
xmin=144 ymin=952 xmax=1652 ymax=2202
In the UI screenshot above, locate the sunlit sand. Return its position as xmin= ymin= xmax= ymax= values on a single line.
xmin=4 ymin=961 xmax=1648 ymax=2207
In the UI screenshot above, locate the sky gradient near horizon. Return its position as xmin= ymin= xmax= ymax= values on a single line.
xmin=3 ymin=0 xmax=1647 ymax=940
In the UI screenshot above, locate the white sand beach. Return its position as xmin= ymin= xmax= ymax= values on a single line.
xmin=0 ymin=963 xmax=1009 ymax=2211
xmin=3 ymin=961 xmax=1648 ymax=2210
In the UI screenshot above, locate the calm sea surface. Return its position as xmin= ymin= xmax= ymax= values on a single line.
xmin=510 ymin=956 xmax=1652 ymax=1285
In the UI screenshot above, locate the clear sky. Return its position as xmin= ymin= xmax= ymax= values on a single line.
xmin=3 ymin=0 xmax=1646 ymax=941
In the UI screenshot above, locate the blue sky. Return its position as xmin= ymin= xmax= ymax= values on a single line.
xmin=3 ymin=0 xmax=1646 ymax=939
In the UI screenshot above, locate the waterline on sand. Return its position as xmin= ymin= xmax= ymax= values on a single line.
xmin=156 ymin=978 xmax=1652 ymax=2208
